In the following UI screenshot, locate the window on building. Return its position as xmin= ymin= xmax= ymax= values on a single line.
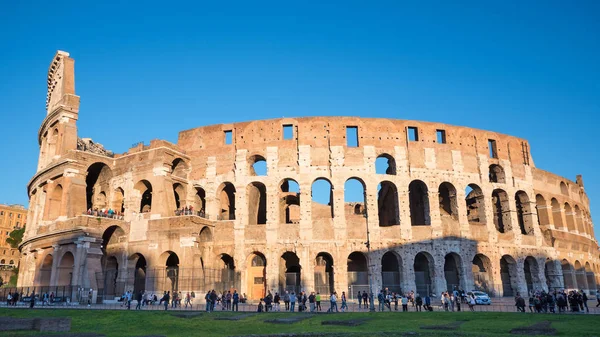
xmin=346 ymin=126 xmax=359 ymax=147
xmin=436 ymin=129 xmax=446 ymax=144
xmin=0 ymin=211 xmax=3 ymax=215
xmin=224 ymin=130 xmax=232 ymax=145
xmin=17 ymin=214 xmax=21 ymax=219
xmin=283 ymin=124 xmax=294 ymax=140
xmin=488 ymin=139 xmax=498 ymax=158
xmin=408 ymin=127 xmax=419 ymax=142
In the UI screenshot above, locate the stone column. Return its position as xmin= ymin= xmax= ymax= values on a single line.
xmin=299 ymin=182 xmax=313 ymax=241
xmin=428 ymin=187 xmax=442 ymax=239
xmin=398 ymin=188 xmax=412 ymax=240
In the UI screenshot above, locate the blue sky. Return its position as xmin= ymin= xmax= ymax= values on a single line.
xmin=1 ymin=1 xmax=598 ymax=234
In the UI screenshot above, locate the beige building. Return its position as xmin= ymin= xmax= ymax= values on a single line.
xmin=0 ymin=204 xmax=26 ymax=284
xmin=17 ymin=51 xmax=599 ymax=302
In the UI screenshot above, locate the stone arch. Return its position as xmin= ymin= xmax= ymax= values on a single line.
xmin=38 ymin=254 xmax=53 ymax=287
xmin=381 ymin=251 xmax=402 ymax=293
xmin=375 ymin=153 xmax=396 ymax=175
xmin=535 ymin=194 xmax=549 ymax=227
xmin=194 ymin=186 xmax=206 ymax=216
xmin=86 ymin=162 xmax=113 ymax=211
xmin=574 ymin=205 xmax=585 ymax=234
xmin=312 ymin=178 xmax=334 ymax=218
xmin=472 ymin=254 xmax=493 ymax=293
xmin=171 ymin=158 xmax=188 ymax=179
xmin=216 ymin=182 xmax=236 ymax=220
xmin=444 ymin=253 xmax=463 ymax=292
xmin=199 ymin=226 xmax=212 ymax=242
xmin=561 ymin=259 xmax=575 ymax=289
xmin=248 ymin=154 xmax=267 ymax=176
xmin=378 ymin=181 xmax=399 ymax=227
xmin=544 ymin=259 xmax=561 ymax=291
xmin=279 ymin=178 xmax=300 ymax=224
xmin=173 ymin=183 xmax=185 ymax=209
xmin=345 ymin=177 xmax=366 ymax=227
xmin=492 ymin=189 xmax=511 ymax=233
xmin=280 ymin=251 xmax=302 ymax=294
xmin=102 ymin=225 xmax=126 ymax=296
xmin=246 ymin=252 xmax=266 ymax=300
xmin=574 ymin=260 xmax=588 ymax=291
xmin=560 ymin=181 xmax=569 ymax=196
xmin=112 ymin=187 xmax=125 ymax=213
xmin=515 ymin=191 xmax=534 ymax=235
xmin=57 ymin=251 xmax=74 ymax=286
xmin=438 ymin=182 xmax=458 ymax=220
xmin=247 ymin=182 xmax=267 ymax=225
xmin=524 ymin=256 xmax=542 ymax=293
xmin=129 ymin=253 xmax=147 ymax=295
xmin=159 ymin=251 xmax=180 ymax=292
xmin=551 ymin=198 xmax=563 ymax=229
xmin=47 ymin=184 xmax=63 ymax=220
xmin=500 ymin=255 xmax=518 ymax=297
xmin=216 ymin=253 xmax=237 ymax=292
xmin=466 ymin=184 xmax=486 ymax=225
xmin=409 ymin=180 xmax=430 ymax=226
xmin=564 ymin=203 xmax=576 ymax=233
xmin=414 ymin=252 xmax=435 ymax=296
xmin=489 ymin=164 xmax=506 ymax=183
xmin=314 ymin=252 xmax=334 ymax=295
xmin=134 ymin=180 xmax=152 ymax=213
xmin=585 ymin=262 xmax=596 ymax=292
xmin=347 ymin=252 xmax=368 ymax=291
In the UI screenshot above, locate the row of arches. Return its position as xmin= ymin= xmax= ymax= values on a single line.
xmin=536 ymin=194 xmax=593 ymax=236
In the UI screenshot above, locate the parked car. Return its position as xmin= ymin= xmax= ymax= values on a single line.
xmin=469 ymin=291 xmax=491 ymax=305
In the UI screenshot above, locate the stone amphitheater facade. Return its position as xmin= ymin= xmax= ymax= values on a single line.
xmin=18 ymin=51 xmax=599 ymax=302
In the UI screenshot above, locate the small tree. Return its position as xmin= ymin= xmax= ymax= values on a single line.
xmin=6 ymin=226 xmax=25 ymax=248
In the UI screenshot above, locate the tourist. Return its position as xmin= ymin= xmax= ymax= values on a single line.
xmin=29 ymin=291 xmax=35 ymax=309
xmin=257 ymin=299 xmax=264 ymax=312
xmin=204 ymin=291 xmax=211 ymax=311
xmin=88 ymin=289 xmax=93 ymax=307
xmin=377 ymin=290 xmax=385 ymax=311
xmin=232 ymin=290 xmax=239 ymax=312
xmin=581 ymin=290 xmax=589 ymax=313
xmin=449 ymin=293 xmax=455 ymax=312
xmin=264 ymin=291 xmax=273 ymax=312
xmin=515 ymin=293 xmax=526 ymax=312
xmin=301 ymin=292 xmax=308 ymax=312
xmin=289 ymin=292 xmax=296 ymax=312
xmin=136 ymin=291 xmax=143 ymax=310
xmin=309 ymin=292 xmax=316 ymax=312
xmin=340 ymin=291 xmax=348 ymax=312
xmin=330 ymin=291 xmax=339 ymax=312
xmin=42 ymin=292 xmax=48 ymax=306
xmin=401 ymin=293 xmax=409 ymax=312
xmin=415 ymin=293 xmax=423 ymax=312
xmin=273 ymin=292 xmax=280 ymax=311
xmin=126 ymin=290 xmax=132 ymax=310
xmin=357 ymin=291 xmax=362 ymax=305
xmin=162 ymin=291 xmax=170 ymax=311
xmin=210 ymin=290 xmax=218 ymax=311
xmin=7 ymin=292 xmax=11 ymax=306
xmin=468 ymin=294 xmax=476 ymax=312
xmin=284 ymin=291 xmax=290 ymax=311
xmin=226 ymin=290 xmax=232 ymax=311
xmin=316 ymin=292 xmax=321 ymax=311
xmin=394 ymin=292 xmax=399 ymax=311
xmin=362 ymin=291 xmax=368 ymax=309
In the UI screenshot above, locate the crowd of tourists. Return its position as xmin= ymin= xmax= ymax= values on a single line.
xmin=174 ymin=206 xmax=206 ymax=217
xmin=85 ymin=208 xmax=124 ymax=220
xmin=515 ymin=289 xmax=593 ymax=313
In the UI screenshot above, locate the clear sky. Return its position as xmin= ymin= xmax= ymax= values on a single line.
xmin=1 ymin=1 xmax=598 ymax=235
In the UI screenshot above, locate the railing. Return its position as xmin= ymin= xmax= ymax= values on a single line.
xmin=0 ymin=285 xmax=83 ymax=304
xmin=82 ymin=211 xmax=125 ymax=220
xmin=174 ymin=209 xmax=208 ymax=219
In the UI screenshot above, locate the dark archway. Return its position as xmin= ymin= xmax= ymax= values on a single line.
xmin=57 ymin=252 xmax=74 ymax=286
xmin=472 ymin=254 xmax=493 ymax=293
xmin=217 ymin=182 xmax=236 ymax=220
xmin=414 ymin=252 xmax=434 ymax=296
xmin=280 ymin=179 xmax=300 ymax=224
xmin=492 ymin=189 xmax=511 ymax=233
xmin=135 ymin=180 xmax=152 ymax=213
xmin=500 ymin=255 xmax=517 ymax=297
xmin=466 ymin=184 xmax=486 ymax=225
xmin=280 ymin=252 xmax=301 ymax=294
xmin=38 ymin=254 xmax=53 ymax=287
xmin=347 ymin=252 xmax=368 ymax=293
xmin=409 ymin=180 xmax=430 ymax=226
xmin=378 ymin=181 xmax=399 ymax=226
xmin=516 ymin=191 xmax=534 ymax=235
xmin=247 ymin=182 xmax=267 ymax=225
xmin=86 ymin=162 xmax=112 ymax=211
xmin=489 ymin=164 xmax=506 ymax=183
xmin=444 ymin=253 xmax=463 ymax=292
xmin=315 ymin=252 xmax=334 ymax=295
xmin=165 ymin=252 xmax=180 ymax=292
xmin=382 ymin=251 xmax=402 ymax=293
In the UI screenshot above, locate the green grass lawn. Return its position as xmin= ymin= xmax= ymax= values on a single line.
xmin=0 ymin=309 xmax=598 ymax=337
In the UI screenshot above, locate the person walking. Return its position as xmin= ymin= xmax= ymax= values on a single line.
xmin=468 ymin=294 xmax=476 ymax=312
xmin=205 ymin=291 xmax=212 ymax=312
xmin=29 ymin=291 xmax=36 ymax=309
xmin=401 ymin=294 xmax=409 ymax=312
xmin=309 ymin=292 xmax=316 ymax=312
xmin=289 ymin=292 xmax=296 ymax=312
xmin=415 ymin=294 xmax=423 ymax=312
xmin=136 ymin=290 xmax=143 ymax=310
xmin=330 ymin=292 xmax=339 ymax=312
xmin=273 ymin=292 xmax=280 ymax=311
xmin=232 ymin=290 xmax=239 ymax=312
xmin=163 ymin=291 xmax=170 ymax=311
xmin=127 ymin=290 xmax=132 ymax=310
xmin=284 ymin=291 xmax=290 ymax=311
xmin=340 ymin=291 xmax=348 ymax=312
xmin=377 ymin=291 xmax=384 ymax=311
xmin=316 ymin=292 xmax=322 ymax=311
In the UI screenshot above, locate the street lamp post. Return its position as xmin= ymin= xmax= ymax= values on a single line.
xmin=363 ymin=210 xmax=376 ymax=312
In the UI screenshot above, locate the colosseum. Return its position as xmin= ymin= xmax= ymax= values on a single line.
xmin=17 ymin=51 xmax=599 ymax=303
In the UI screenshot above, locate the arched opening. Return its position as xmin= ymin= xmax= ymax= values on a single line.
xmin=217 ymin=182 xmax=236 ymax=220
xmin=247 ymin=252 xmax=266 ymax=300
xmin=492 ymin=189 xmax=511 ymax=233
xmin=515 ymin=191 xmax=534 ymax=235
xmin=38 ymin=254 xmax=53 ymax=287
xmin=171 ymin=158 xmax=188 ymax=179
xmin=103 ymin=256 xmax=119 ymax=297
xmin=173 ymin=183 xmax=185 ymax=210
xmin=135 ymin=180 xmax=152 ymax=213
xmin=165 ymin=252 xmax=180 ymax=292
xmin=544 ymin=259 xmax=561 ymax=291
xmin=560 ymin=181 xmax=569 ymax=195
xmin=102 ymin=226 xmax=126 ymax=297
xmin=524 ymin=256 xmax=542 ymax=293
xmin=194 ymin=187 xmax=206 ymax=216
xmin=57 ymin=252 xmax=74 ymax=286
xmin=218 ymin=254 xmax=236 ymax=291
xmin=247 ymin=182 xmax=267 ymax=225
xmin=249 ymin=155 xmax=267 ymax=176
xmin=314 ymin=253 xmax=334 ymax=295
xmin=564 ymin=203 xmax=576 ymax=232
xmin=535 ymin=195 xmax=549 ymax=227
xmin=378 ymin=181 xmax=399 ymax=226
xmin=199 ymin=226 xmax=212 ymax=242
xmin=382 ymin=251 xmax=402 ymax=293
xmin=47 ymin=184 xmax=63 ymax=220
xmin=112 ymin=188 xmax=125 ymax=214
xmin=130 ymin=253 xmax=147 ymax=295
xmin=561 ymin=260 xmax=575 ymax=289
xmin=466 ymin=184 xmax=486 ymax=225
xmin=86 ymin=162 xmax=112 ymax=211
xmin=345 ymin=178 xmax=366 ymax=227
xmin=280 ymin=252 xmax=301 ymax=294
xmin=347 ymin=252 xmax=368 ymax=293
xmin=500 ymin=255 xmax=517 ymax=297
xmin=574 ymin=261 xmax=588 ymax=291
xmin=444 ymin=253 xmax=463 ymax=292
xmin=414 ymin=252 xmax=434 ymax=296
xmin=489 ymin=164 xmax=506 ymax=183
xmin=585 ymin=262 xmax=596 ymax=292
xmin=438 ymin=182 xmax=458 ymax=219
xmin=279 ymin=179 xmax=300 ymax=224
xmin=472 ymin=254 xmax=493 ymax=293
xmin=551 ymin=198 xmax=564 ymax=229
xmin=574 ymin=205 xmax=585 ymax=234
xmin=375 ymin=154 xmax=396 ymax=175
xmin=409 ymin=180 xmax=430 ymax=226
xmin=312 ymin=178 xmax=334 ymax=218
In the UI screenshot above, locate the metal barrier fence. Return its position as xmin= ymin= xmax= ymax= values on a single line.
xmin=0 ymin=285 xmax=83 ymax=303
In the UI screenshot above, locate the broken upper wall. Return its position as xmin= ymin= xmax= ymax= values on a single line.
xmin=177 ymin=117 xmax=534 ymax=179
